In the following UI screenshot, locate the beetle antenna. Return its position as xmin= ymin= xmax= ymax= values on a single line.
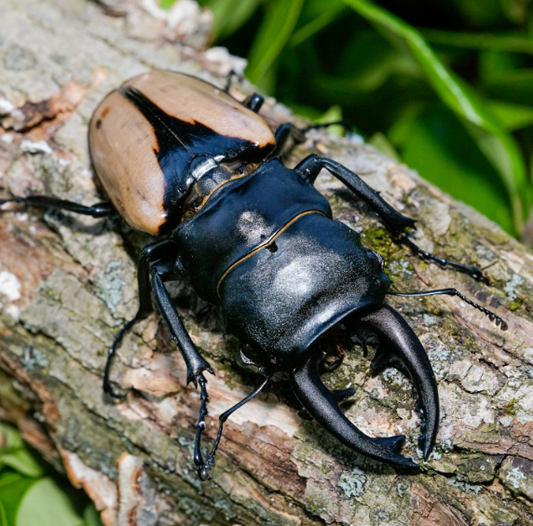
xmin=194 ymin=374 xmax=272 ymax=480
xmin=388 ymin=288 xmax=508 ymax=331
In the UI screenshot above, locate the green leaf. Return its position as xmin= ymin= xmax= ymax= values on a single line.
xmin=478 ymin=50 xmax=533 ymax=104
xmin=316 ymin=105 xmax=343 ymax=123
xmin=82 ymin=503 xmax=103 ymax=526
xmin=487 ymin=100 xmax=533 ymax=131
xmin=368 ymin=132 xmax=400 ymax=161
xmin=159 ymin=0 xmax=176 ymax=9
xmin=423 ymin=30 xmax=533 ymax=55
xmin=483 ymin=68 xmax=533 ymax=106
xmin=0 ymin=472 xmax=37 ymax=526
xmin=315 ymin=105 xmax=345 ymax=136
xmin=0 ymin=424 xmax=24 ymax=452
xmin=0 ymin=499 xmax=7 ymax=526
xmin=205 ymin=0 xmax=262 ymax=40
xmin=246 ymin=0 xmax=305 ymax=88
xmin=0 ymin=451 xmax=43 ymax=479
xmin=16 ymin=477 xmax=84 ymax=526
xmin=0 ymin=424 xmax=44 ymax=478
xmin=449 ymin=0 xmax=505 ymax=28
xmin=342 ymin=0 xmax=528 ymax=234
xmin=391 ymin=103 xmax=514 ymax=233
xmin=289 ymin=0 xmax=345 ymax=47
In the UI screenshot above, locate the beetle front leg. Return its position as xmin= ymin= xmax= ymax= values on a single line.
xmin=194 ymin=375 xmax=271 ymax=480
xmin=295 ymin=154 xmax=416 ymax=233
xmin=295 ymin=154 xmax=489 ymax=284
xmin=150 ymin=263 xmax=214 ymax=387
xmin=395 ymin=232 xmax=489 ymax=284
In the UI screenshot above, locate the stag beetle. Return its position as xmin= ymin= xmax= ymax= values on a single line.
xmin=0 ymin=71 xmax=507 ymax=479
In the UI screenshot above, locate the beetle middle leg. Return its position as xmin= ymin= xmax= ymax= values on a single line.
xmin=294 ymin=154 xmax=490 ymax=284
xmin=103 ymin=239 xmax=213 ymax=398
xmin=0 ymin=196 xmax=116 ymax=218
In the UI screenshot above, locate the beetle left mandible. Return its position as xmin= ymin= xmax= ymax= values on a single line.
xmin=0 ymin=70 xmax=508 ymax=479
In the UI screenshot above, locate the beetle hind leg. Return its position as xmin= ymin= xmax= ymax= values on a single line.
xmin=103 ymin=317 xmax=137 ymax=399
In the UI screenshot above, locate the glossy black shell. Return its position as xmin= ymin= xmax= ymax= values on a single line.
xmin=173 ymin=158 xmax=390 ymax=370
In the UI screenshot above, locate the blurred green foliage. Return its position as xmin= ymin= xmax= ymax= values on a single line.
xmin=192 ymin=0 xmax=533 ymax=237
xmin=0 ymin=423 xmax=102 ymax=526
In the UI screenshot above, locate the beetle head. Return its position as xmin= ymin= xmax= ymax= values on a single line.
xmin=289 ymin=304 xmax=439 ymax=468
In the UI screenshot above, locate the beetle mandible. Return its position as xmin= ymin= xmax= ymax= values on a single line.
xmin=1 ymin=70 xmax=507 ymax=479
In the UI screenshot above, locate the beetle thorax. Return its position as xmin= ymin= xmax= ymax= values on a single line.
xmin=179 ymin=157 xmax=259 ymax=221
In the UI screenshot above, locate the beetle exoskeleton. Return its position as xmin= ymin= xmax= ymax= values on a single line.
xmin=89 ymin=70 xmax=276 ymax=234
xmin=1 ymin=70 xmax=508 ymax=479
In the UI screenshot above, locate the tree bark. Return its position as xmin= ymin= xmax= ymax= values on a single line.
xmin=1 ymin=1 xmax=533 ymax=525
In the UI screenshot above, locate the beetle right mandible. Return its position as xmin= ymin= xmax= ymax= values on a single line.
xmin=1 ymin=70 xmax=507 ymax=479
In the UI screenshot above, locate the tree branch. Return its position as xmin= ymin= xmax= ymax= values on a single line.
xmin=1 ymin=1 xmax=533 ymax=525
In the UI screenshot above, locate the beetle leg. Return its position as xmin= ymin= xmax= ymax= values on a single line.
xmin=395 ymin=232 xmax=489 ymax=284
xmin=194 ymin=374 xmax=272 ymax=480
xmin=242 ymin=93 xmax=264 ymax=113
xmin=289 ymin=347 xmax=418 ymax=468
xmin=102 ymin=239 xmax=179 ymax=398
xmin=295 ymin=154 xmax=417 ymax=233
xmin=0 ymin=196 xmax=115 ymax=217
xmin=225 ymin=71 xmax=264 ymax=113
xmin=150 ymin=263 xmax=214 ymax=387
xmin=193 ymin=373 xmax=210 ymax=479
xmin=271 ymin=121 xmax=351 ymax=157
xmin=224 ymin=70 xmax=238 ymax=92
xmin=271 ymin=123 xmax=305 ymax=157
xmin=294 ymin=155 xmax=489 ymax=283
xmin=388 ymin=288 xmax=507 ymax=330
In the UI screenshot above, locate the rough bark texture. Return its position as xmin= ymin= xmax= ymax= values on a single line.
xmin=1 ymin=1 xmax=533 ymax=525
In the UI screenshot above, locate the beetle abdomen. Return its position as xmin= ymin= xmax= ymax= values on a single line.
xmin=89 ymin=71 xmax=275 ymax=234
xmin=219 ymin=213 xmax=390 ymax=370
